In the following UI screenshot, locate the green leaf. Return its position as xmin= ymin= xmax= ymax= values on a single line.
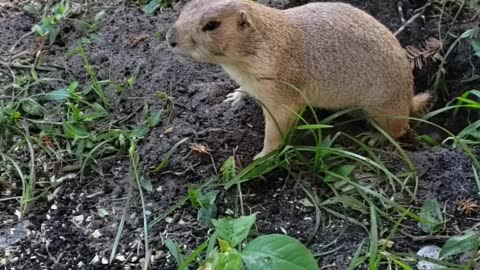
xmin=21 ymin=98 xmax=45 ymax=116
xmin=178 ymin=241 xmax=208 ymax=270
xmin=198 ymin=191 xmax=218 ymax=208
xmin=189 ymin=188 xmax=217 ymax=208
xmin=47 ymin=26 xmax=60 ymax=45
xmin=130 ymin=125 xmax=150 ymax=138
xmin=242 ymin=234 xmax=319 ymax=270
xmin=188 ymin=188 xmax=201 ymax=208
xmin=147 ymin=110 xmax=163 ymax=127
xmin=418 ymin=199 xmax=443 ymax=234
xmin=457 ymin=120 xmax=480 ymax=140
xmin=46 ymin=88 xmax=70 ymax=101
xmin=221 ymin=156 xmax=236 ymax=182
xmin=32 ymin=24 xmax=45 ymax=36
xmin=418 ymin=134 xmax=439 ymax=146
xmin=63 ymin=123 xmax=89 ymax=139
xmin=198 ymin=206 xmax=218 ymax=227
xmin=472 ymin=40 xmax=480 ymax=58
xmin=324 ymin=164 xmax=355 ymax=183
xmin=12 ymin=111 xmax=21 ymax=120
xmin=68 ymin=81 xmax=79 ymax=92
xmin=440 ymin=231 xmax=480 ymax=259
xmin=368 ymin=205 xmax=378 ymax=269
xmin=217 ymin=248 xmax=242 ymax=270
xmin=23 ymin=2 xmax=42 ymax=16
xmin=142 ymin=0 xmax=160 ymax=15
xmin=68 ymin=103 xmax=81 ymax=122
xmin=140 ymin=176 xmax=153 ymax=192
xmin=189 ymin=188 xmax=218 ymax=226
xmin=296 ymin=124 xmax=333 ymax=130
xmin=165 ymin=239 xmax=185 ymax=266
xmin=212 ymin=214 xmax=256 ymax=248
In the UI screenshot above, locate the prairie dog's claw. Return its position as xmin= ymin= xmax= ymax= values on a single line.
xmin=224 ymin=88 xmax=246 ymax=106
xmin=356 ymin=131 xmax=386 ymax=147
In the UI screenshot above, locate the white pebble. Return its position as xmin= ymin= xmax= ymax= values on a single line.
xmin=417 ymin=245 xmax=442 ymax=270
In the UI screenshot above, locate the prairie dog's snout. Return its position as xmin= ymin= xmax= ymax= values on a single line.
xmin=170 ymin=0 xmax=432 ymax=160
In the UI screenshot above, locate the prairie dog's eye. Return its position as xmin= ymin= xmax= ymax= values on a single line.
xmin=203 ymin=21 xmax=221 ymax=32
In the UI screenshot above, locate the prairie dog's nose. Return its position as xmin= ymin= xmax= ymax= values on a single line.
xmin=166 ymin=27 xmax=177 ymax=48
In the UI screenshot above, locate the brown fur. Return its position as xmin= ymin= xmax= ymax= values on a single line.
xmin=166 ymin=0 xmax=432 ymax=159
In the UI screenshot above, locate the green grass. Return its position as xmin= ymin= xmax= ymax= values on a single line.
xmin=1 ymin=0 xmax=480 ymax=269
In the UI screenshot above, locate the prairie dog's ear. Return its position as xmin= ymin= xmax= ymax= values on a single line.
xmin=238 ymin=10 xmax=252 ymax=30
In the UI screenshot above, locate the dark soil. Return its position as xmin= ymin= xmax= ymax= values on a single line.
xmin=1 ymin=0 xmax=479 ymax=269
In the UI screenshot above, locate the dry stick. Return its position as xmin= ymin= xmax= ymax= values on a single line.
xmin=394 ymin=3 xmax=431 ymax=37
xmin=60 ymin=155 xmax=123 ymax=173
xmin=32 ymin=38 xmax=46 ymax=73
xmin=399 ymin=229 xmax=452 ymax=242
xmin=9 ymin=32 xmax=34 ymax=54
xmin=9 ymin=50 xmax=30 ymax=61
xmin=0 ymin=60 xmax=57 ymax=72
xmin=142 ymin=248 xmax=152 ymax=270
xmin=411 ymin=235 xmax=452 ymax=242
xmin=397 ymin=1 xmax=406 ymax=24
xmin=395 ymin=12 xmax=424 ymax=37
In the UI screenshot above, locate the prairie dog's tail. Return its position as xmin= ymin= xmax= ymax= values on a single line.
xmin=410 ymin=92 xmax=433 ymax=114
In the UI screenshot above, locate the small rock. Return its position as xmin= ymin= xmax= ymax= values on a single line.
xmin=101 ymin=257 xmax=108 ymax=264
xmin=92 ymin=230 xmax=102 ymax=239
xmin=298 ymin=198 xmax=314 ymax=207
xmin=417 ymin=245 xmax=442 ymax=270
xmin=115 ymin=255 xmax=125 ymax=262
xmin=73 ymin=215 xmax=84 ymax=224
xmin=91 ymin=254 xmax=99 ymax=264
xmin=97 ymin=208 xmax=109 ymax=218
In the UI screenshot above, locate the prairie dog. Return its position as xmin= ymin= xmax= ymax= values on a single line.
xmin=166 ymin=0 xmax=431 ymax=159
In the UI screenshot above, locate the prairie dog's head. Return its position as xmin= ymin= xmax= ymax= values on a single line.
xmin=166 ymin=0 xmax=257 ymax=64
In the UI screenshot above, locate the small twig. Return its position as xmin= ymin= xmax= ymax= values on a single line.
xmin=32 ymin=38 xmax=46 ymax=73
xmin=0 ymin=60 xmax=57 ymax=72
xmin=402 ymin=232 xmax=452 ymax=242
xmin=8 ymin=50 xmax=30 ymax=61
xmin=397 ymin=1 xmax=406 ymax=24
xmin=395 ymin=13 xmax=423 ymax=36
xmin=9 ymin=32 xmax=34 ymax=54
xmin=60 ymin=155 xmax=123 ymax=173
xmin=111 ymin=105 xmax=144 ymax=125
xmin=142 ymin=248 xmax=152 ymax=270
xmin=394 ymin=3 xmax=431 ymax=36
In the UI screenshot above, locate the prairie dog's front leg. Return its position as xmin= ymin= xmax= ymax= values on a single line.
xmin=224 ymin=87 xmax=247 ymax=106
xmin=254 ymin=100 xmax=302 ymax=160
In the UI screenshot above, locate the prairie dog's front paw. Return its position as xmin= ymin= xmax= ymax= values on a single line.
xmin=223 ymin=88 xmax=246 ymax=106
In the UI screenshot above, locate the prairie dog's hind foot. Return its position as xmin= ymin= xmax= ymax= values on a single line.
xmin=223 ymin=88 xmax=247 ymax=106
xmin=356 ymin=131 xmax=388 ymax=147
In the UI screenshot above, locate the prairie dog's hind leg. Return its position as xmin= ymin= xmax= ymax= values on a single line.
xmin=254 ymin=101 xmax=302 ymax=160
xmin=365 ymin=105 xmax=410 ymax=139
xmin=224 ymin=87 xmax=247 ymax=106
